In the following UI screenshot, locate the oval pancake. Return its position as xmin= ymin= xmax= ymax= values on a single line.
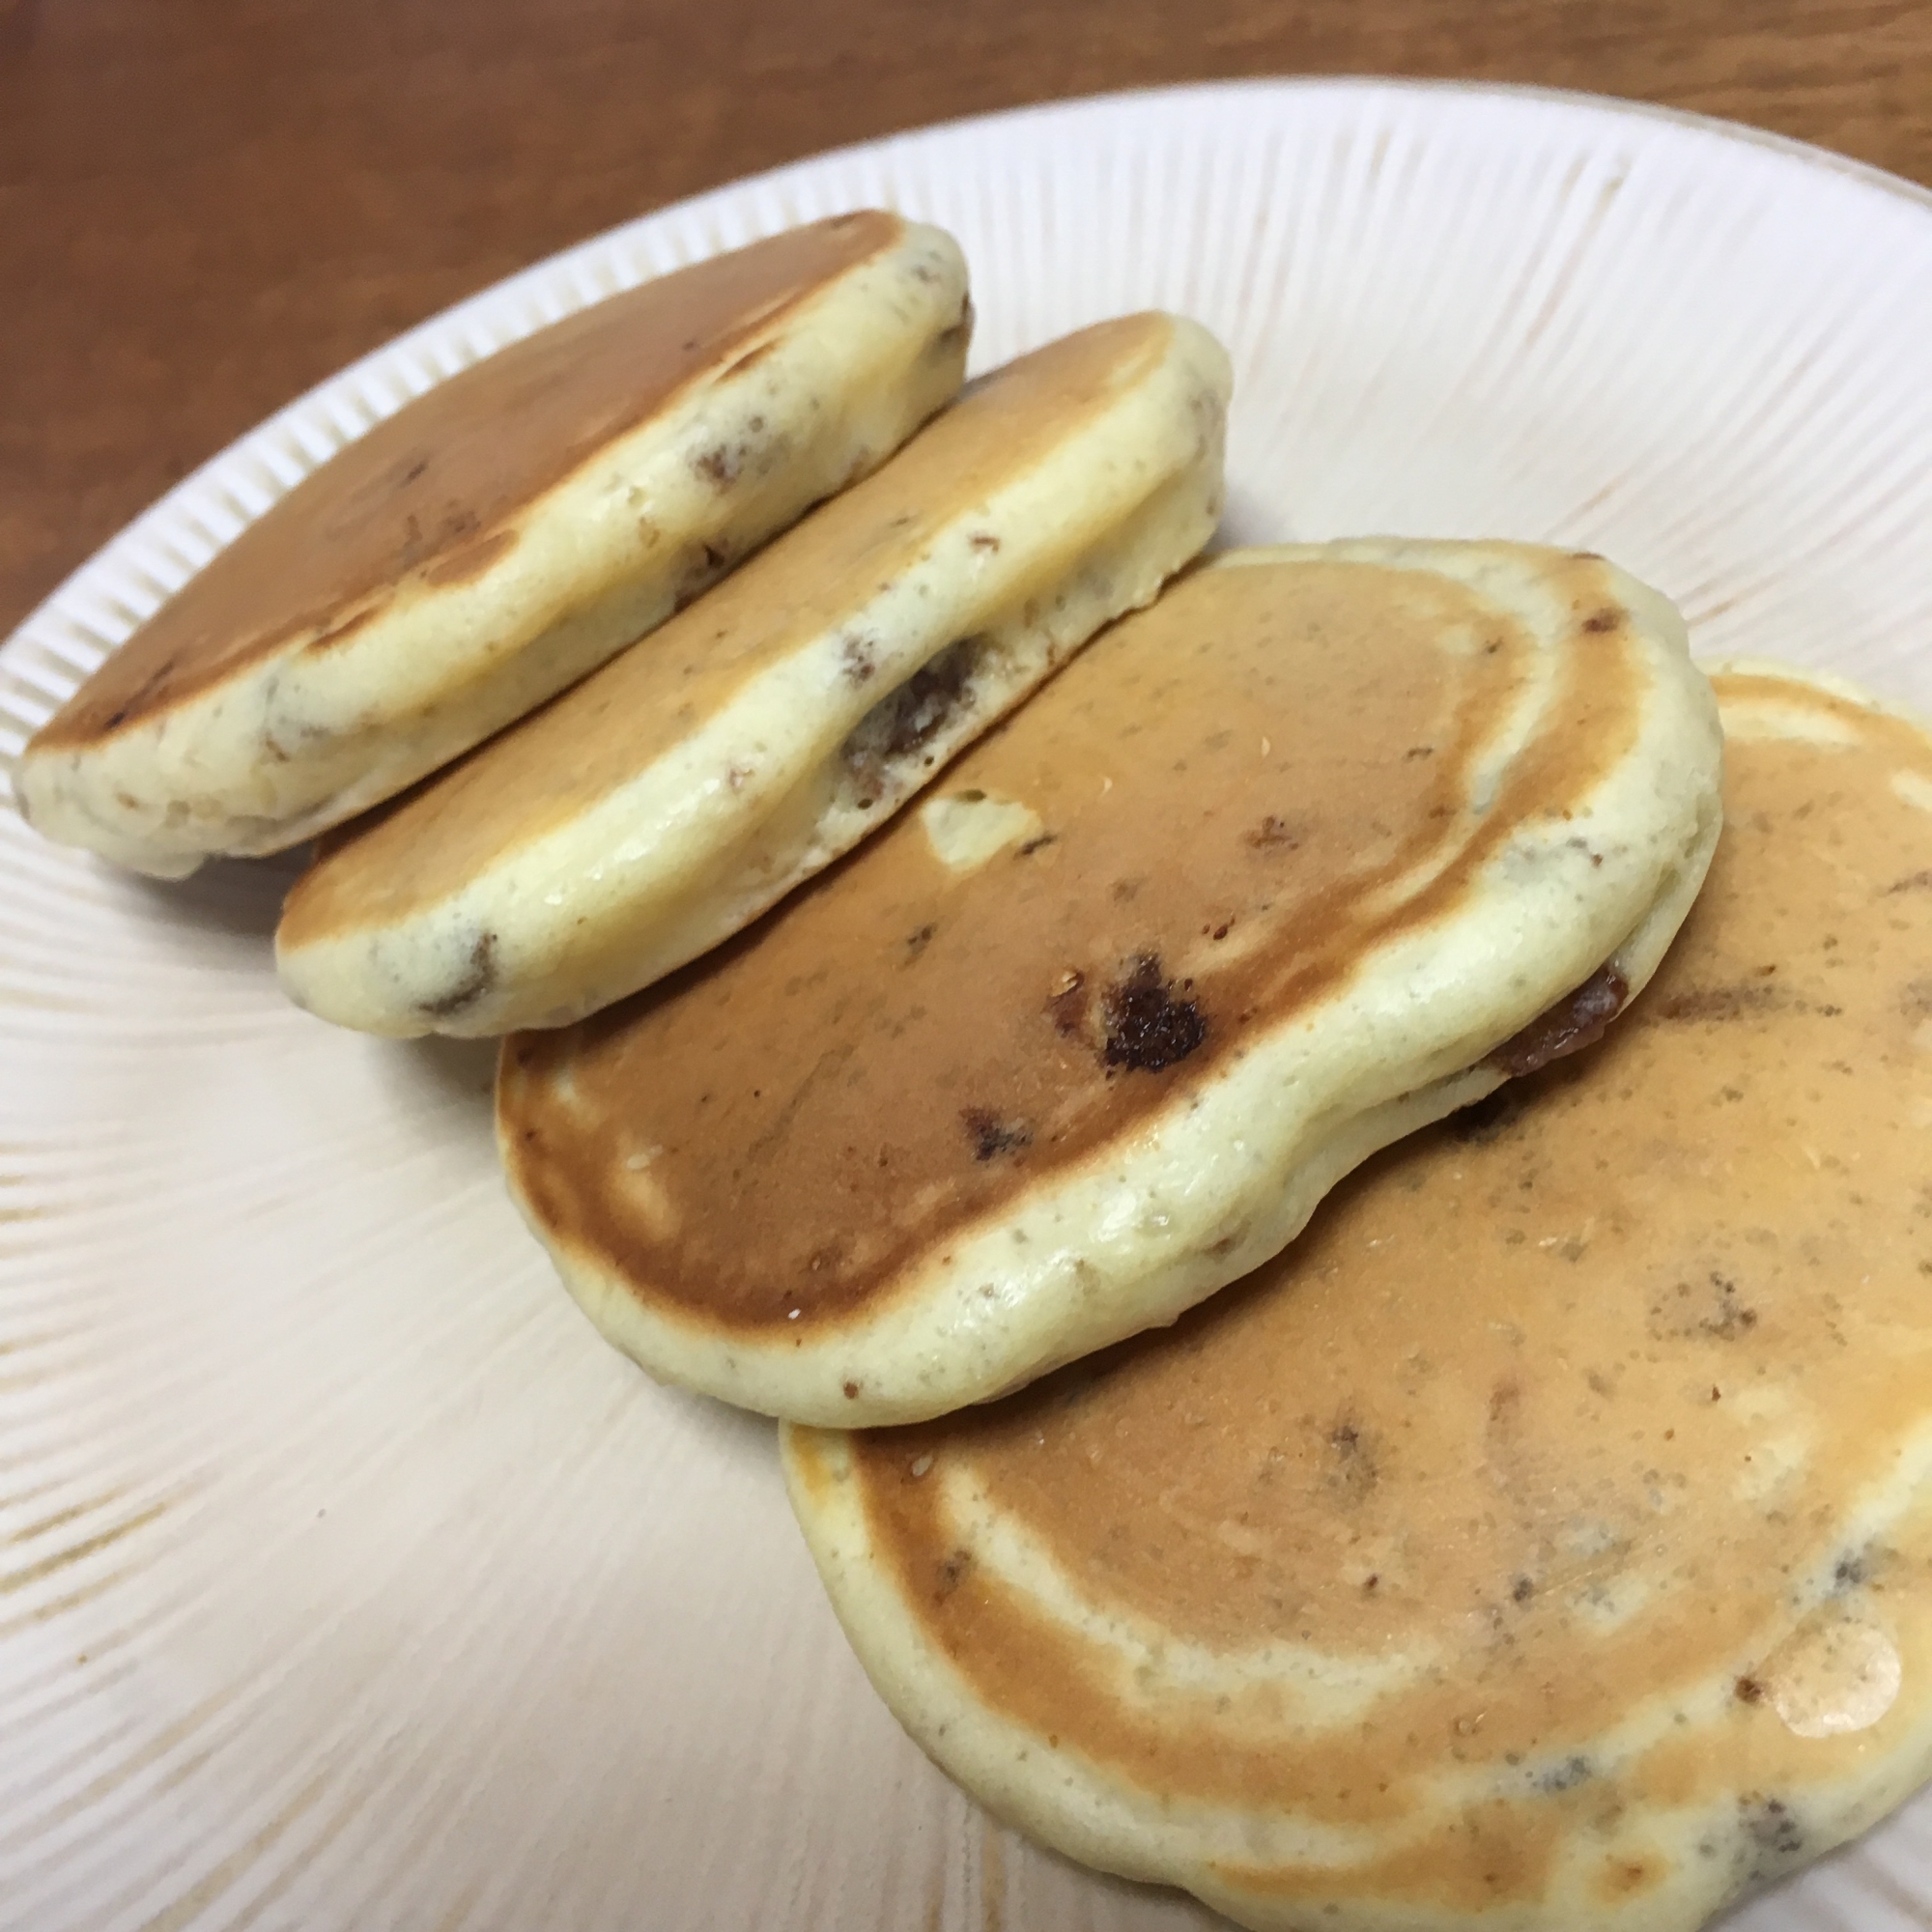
xmin=14 ymin=212 xmax=969 ymax=877
xmin=276 ymin=313 xmax=1232 ymax=1037
xmin=783 ymin=664 xmax=1932 ymax=1932
xmin=497 ymin=540 xmax=1722 ymax=1425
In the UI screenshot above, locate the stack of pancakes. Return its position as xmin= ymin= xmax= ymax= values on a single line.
xmin=17 ymin=213 xmax=1932 ymax=1932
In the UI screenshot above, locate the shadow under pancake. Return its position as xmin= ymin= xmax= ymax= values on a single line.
xmin=897 ymin=1058 xmax=1587 ymax=1454
xmin=652 ymin=1375 xmax=783 ymax=1471
xmin=123 ymin=845 xmax=308 ymax=939
xmin=400 ymin=1032 xmax=501 ymax=1108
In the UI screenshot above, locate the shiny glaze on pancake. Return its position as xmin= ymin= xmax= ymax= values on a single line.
xmin=799 ymin=670 xmax=1932 ymax=1928
xmin=500 ymin=550 xmax=1644 ymax=1342
xmin=278 ymin=313 xmax=1190 ymax=943
xmin=31 ymin=212 xmax=903 ymax=748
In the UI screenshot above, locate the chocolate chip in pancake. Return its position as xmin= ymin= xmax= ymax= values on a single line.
xmin=276 ymin=312 xmax=1232 ymax=1035
xmin=17 ymin=213 xmax=970 ymax=876
xmin=499 ymin=540 xmax=1721 ymax=1424
xmin=785 ymin=664 xmax=1932 ymax=1932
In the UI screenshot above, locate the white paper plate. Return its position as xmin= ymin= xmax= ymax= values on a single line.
xmin=4 ymin=78 xmax=1932 ymax=1932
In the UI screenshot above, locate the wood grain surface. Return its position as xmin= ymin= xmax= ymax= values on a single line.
xmin=2 ymin=0 xmax=1928 ymax=643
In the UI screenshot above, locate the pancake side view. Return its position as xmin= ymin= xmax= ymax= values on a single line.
xmin=15 ymin=211 xmax=969 ymax=876
xmin=498 ymin=540 xmax=1722 ymax=1425
xmin=784 ymin=664 xmax=1932 ymax=1932
xmin=278 ymin=312 xmax=1231 ymax=1036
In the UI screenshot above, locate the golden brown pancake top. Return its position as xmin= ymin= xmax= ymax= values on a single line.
xmin=810 ymin=674 xmax=1932 ymax=1915
xmin=279 ymin=313 xmax=1183 ymax=945
xmin=499 ymin=551 xmax=1644 ymax=1339
xmin=33 ymin=212 xmax=906 ymax=749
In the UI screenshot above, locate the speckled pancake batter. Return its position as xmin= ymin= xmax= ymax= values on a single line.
xmin=784 ymin=665 xmax=1932 ymax=1932
xmin=277 ymin=312 xmax=1230 ymax=1036
xmin=16 ymin=212 xmax=968 ymax=876
xmin=499 ymin=541 xmax=1720 ymax=1426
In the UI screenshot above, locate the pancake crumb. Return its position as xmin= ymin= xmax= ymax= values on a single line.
xmin=1047 ymin=970 xmax=1088 ymax=1037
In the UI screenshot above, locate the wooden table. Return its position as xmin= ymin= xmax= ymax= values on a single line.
xmin=2 ymin=0 xmax=1927 ymax=643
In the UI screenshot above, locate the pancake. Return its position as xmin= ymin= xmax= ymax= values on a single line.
xmin=276 ymin=312 xmax=1232 ymax=1037
xmin=14 ymin=212 xmax=969 ymax=878
xmin=497 ymin=540 xmax=1722 ymax=1426
xmin=782 ymin=663 xmax=1932 ymax=1932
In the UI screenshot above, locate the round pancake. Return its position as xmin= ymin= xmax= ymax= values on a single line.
xmin=14 ymin=212 xmax=969 ymax=878
xmin=782 ymin=664 xmax=1932 ymax=1932
xmin=497 ymin=540 xmax=1722 ymax=1426
xmin=275 ymin=313 xmax=1232 ymax=1037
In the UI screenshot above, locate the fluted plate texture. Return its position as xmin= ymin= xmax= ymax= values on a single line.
xmin=2 ymin=79 xmax=1930 ymax=1932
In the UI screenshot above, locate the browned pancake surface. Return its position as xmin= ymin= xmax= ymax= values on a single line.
xmin=816 ymin=675 xmax=1932 ymax=1917
xmin=34 ymin=212 xmax=904 ymax=748
xmin=278 ymin=313 xmax=1180 ymax=944
xmin=499 ymin=551 xmax=1645 ymax=1343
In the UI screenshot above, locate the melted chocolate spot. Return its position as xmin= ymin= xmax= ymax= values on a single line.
xmin=841 ymin=636 xmax=982 ymax=796
xmin=1325 ymin=1416 xmax=1378 ymax=1500
xmin=884 ymin=641 xmax=977 ymax=755
xmin=960 ymin=1108 xmax=1032 ymax=1161
xmin=692 ymin=417 xmax=776 ymax=492
xmin=1245 ymin=814 xmax=1301 ymax=849
xmin=935 ymin=1548 xmax=973 ymax=1597
xmin=1100 ymin=954 xmax=1207 ymax=1072
xmin=417 ymin=930 xmax=498 ymax=1020
xmin=1488 ymin=963 xmax=1630 ymax=1077
xmin=1538 ymin=1755 xmax=1594 ymax=1793
xmin=673 ymin=540 xmax=734 ymax=611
